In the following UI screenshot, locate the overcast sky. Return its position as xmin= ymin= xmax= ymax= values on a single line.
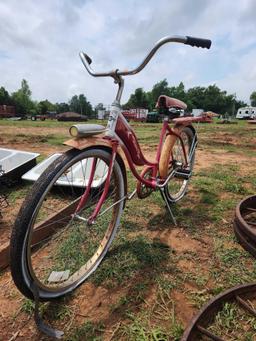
xmin=0 ymin=0 xmax=256 ymax=107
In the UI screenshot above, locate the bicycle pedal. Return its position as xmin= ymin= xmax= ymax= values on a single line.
xmin=174 ymin=168 xmax=191 ymax=180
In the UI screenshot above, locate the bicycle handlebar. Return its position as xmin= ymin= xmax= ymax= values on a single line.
xmin=79 ymin=35 xmax=211 ymax=78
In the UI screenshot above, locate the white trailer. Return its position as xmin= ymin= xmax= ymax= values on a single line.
xmin=192 ymin=109 xmax=204 ymax=117
xmin=97 ymin=109 xmax=106 ymax=120
xmin=236 ymin=107 xmax=256 ymax=120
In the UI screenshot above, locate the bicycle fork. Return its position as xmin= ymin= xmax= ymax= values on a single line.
xmin=74 ymin=141 xmax=118 ymax=225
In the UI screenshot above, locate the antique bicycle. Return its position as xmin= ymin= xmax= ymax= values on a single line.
xmin=10 ymin=35 xmax=211 ymax=301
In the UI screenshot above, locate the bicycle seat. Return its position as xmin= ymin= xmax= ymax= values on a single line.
xmin=156 ymin=95 xmax=187 ymax=110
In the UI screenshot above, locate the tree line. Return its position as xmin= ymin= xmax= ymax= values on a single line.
xmin=124 ymin=80 xmax=256 ymax=115
xmin=0 ymin=79 xmax=94 ymax=117
xmin=1 ymin=79 xmax=256 ymax=117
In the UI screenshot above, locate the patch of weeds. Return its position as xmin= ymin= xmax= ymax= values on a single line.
xmin=54 ymin=226 xmax=91 ymax=274
xmin=151 ymin=190 xmax=165 ymax=207
xmin=214 ymin=302 xmax=238 ymax=329
xmin=208 ymin=302 xmax=256 ymax=341
xmin=21 ymin=298 xmax=72 ymax=323
xmin=7 ymin=185 xmax=30 ymax=203
xmin=224 ymin=181 xmax=248 ymax=195
xmin=189 ymin=289 xmax=213 ymax=309
xmin=91 ymin=235 xmax=172 ymax=288
xmin=156 ymin=272 xmax=182 ymax=292
xmin=46 ymin=134 xmax=66 ymax=146
xmin=122 ymin=198 xmax=154 ymax=220
xmin=184 ymin=271 xmax=209 ymax=288
xmin=193 ymin=176 xmax=221 ymax=194
xmin=122 ymin=219 xmax=141 ymax=231
xmin=110 ymin=295 xmax=132 ymax=313
xmin=218 ymin=247 xmax=247 ymax=267
xmin=200 ymin=190 xmax=218 ymax=205
xmin=112 ymin=284 xmax=184 ymax=340
xmin=66 ymin=321 xmax=104 ymax=341
xmin=44 ymin=303 xmax=72 ymax=321
xmin=197 ymin=164 xmax=249 ymax=196
xmin=21 ymin=299 xmax=35 ymax=315
xmin=115 ymin=312 xmax=171 ymax=341
xmin=210 ymin=238 xmax=256 ymax=287
xmin=175 ymin=203 xmax=210 ymax=230
xmin=147 ymin=210 xmax=173 ymax=229
xmin=110 ymin=281 xmax=149 ymax=315
xmin=210 ymin=198 xmax=237 ymax=222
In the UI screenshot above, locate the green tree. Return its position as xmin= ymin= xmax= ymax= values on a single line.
xmin=69 ymin=94 xmax=94 ymax=118
xmin=79 ymin=94 xmax=93 ymax=117
xmin=0 ymin=86 xmax=12 ymax=105
xmin=151 ymin=79 xmax=170 ymax=107
xmin=250 ymin=91 xmax=256 ymax=107
xmin=186 ymin=86 xmax=206 ymax=110
xmin=12 ymin=79 xmax=34 ymax=116
xmin=95 ymin=103 xmax=105 ymax=111
xmin=56 ymin=102 xmax=70 ymax=113
xmin=37 ymin=100 xmax=56 ymax=115
xmin=169 ymin=82 xmax=187 ymax=104
xmin=124 ymin=88 xmax=149 ymax=109
xmin=69 ymin=95 xmax=80 ymax=113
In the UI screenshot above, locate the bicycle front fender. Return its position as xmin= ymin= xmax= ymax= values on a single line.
xmin=64 ymin=134 xmax=112 ymax=150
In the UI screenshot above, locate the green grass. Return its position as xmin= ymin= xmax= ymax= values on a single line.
xmin=112 ymin=286 xmax=184 ymax=340
xmin=0 ymin=118 xmax=105 ymax=128
xmin=66 ymin=321 xmax=104 ymax=341
xmin=91 ymin=235 xmax=171 ymax=288
xmin=208 ymin=302 xmax=256 ymax=341
xmin=210 ymin=238 xmax=256 ymax=287
xmin=2 ymin=119 xmax=256 ymax=339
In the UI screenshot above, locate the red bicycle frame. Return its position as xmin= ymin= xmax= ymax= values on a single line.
xmin=74 ymin=112 xmax=210 ymax=224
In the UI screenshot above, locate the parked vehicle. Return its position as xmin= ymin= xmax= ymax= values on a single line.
xmin=146 ymin=111 xmax=160 ymax=123
xmin=122 ymin=108 xmax=148 ymax=122
xmin=192 ymin=108 xmax=204 ymax=117
xmin=56 ymin=112 xmax=88 ymax=121
xmin=236 ymin=107 xmax=256 ymax=120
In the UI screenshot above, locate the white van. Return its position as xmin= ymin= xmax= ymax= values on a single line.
xmin=236 ymin=107 xmax=256 ymax=120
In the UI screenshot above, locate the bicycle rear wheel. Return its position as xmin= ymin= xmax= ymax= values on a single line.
xmin=10 ymin=148 xmax=124 ymax=300
xmin=164 ymin=126 xmax=196 ymax=202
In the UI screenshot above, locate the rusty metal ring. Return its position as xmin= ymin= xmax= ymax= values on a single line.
xmin=234 ymin=195 xmax=256 ymax=243
xmin=181 ymin=283 xmax=256 ymax=341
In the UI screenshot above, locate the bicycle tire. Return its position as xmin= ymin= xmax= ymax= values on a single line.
xmin=10 ymin=147 xmax=124 ymax=301
xmin=164 ymin=126 xmax=196 ymax=202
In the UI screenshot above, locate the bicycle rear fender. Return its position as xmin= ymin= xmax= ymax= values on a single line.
xmin=63 ymin=135 xmax=128 ymax=201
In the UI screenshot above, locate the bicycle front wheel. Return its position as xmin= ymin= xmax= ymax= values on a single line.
xmin=10 ymin=148 xmax=124 ymax=300
xmin=164 ymin=126 xmax=196 ymax=202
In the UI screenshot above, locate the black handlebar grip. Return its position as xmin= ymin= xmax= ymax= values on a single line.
xmin=83 ymin=52 xmax=92 ymax=65
xmin=185 ymin=36 xmax=212 ymax=49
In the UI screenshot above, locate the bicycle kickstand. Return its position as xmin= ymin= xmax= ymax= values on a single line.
xmin=31 ymin=282 xmax=64 ymax=339
xmin=159 ymin=188 xmax=177 ymax=226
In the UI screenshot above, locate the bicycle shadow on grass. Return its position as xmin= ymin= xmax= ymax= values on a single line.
xmin=147 ymin=210 xmax=177 ymax=231
xmin=90 ymin=235 xmax=173 ymax=289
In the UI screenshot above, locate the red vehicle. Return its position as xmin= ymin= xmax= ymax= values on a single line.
xmin=122 ymin=108 xmax=148 ymax=122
